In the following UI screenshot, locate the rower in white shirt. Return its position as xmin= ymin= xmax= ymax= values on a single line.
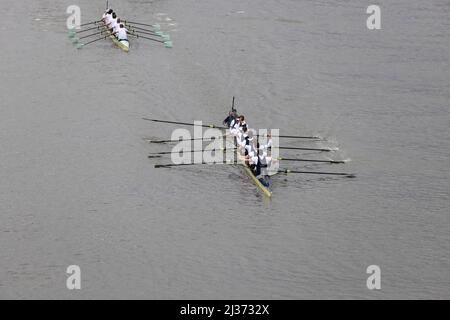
xmin=113 ymin=24 xmax=129 ymax=43
xmin=106 ymin=12 xmax=118 ymax=30
xmin=112 ymin=18 xmax=123 ymax=34
xmin=230 ymin=115 xmax=243 ymax=135
xmin=236 ymin=126 xmax=249 ymax=149
xmin=103 ymin=10 xmax=114 ymax=25
xmin=246 ymin=149 xmax=262 ymax=176
xmin=102 ymin=9 xmax=113 ymax=21
xmin=244 ymin=131 xmax=257 ymax=156
xmin=258 ymin=133 xmax=273 ymax=153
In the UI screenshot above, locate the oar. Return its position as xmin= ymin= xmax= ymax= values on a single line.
xmin=148 ymin=148 xmax=341 ymax=162
xmin=146 ymin=136 xmax=229 ymax=144
xmin=126 ymin=25 xmax=160 ymax=36
xmin=146 ymin=135 xmax=322 ymax=144
xmin=71 ymin=30 xmax=107 ymax=44
xmin=279 ymin=169 xmax=355 ymax=178
xmin=68 ymin=25 xmax=104 ymax=38
xmin=124 ymin=21 xmax=161 ymax=30
xmin=125 ymin=24 xmax=166 ymax=37
xmin=145 ymin=138 xmax=334 ymax=152
xmin=79 ymin=20 xmax=102 ymax=27
xmin=277 ymin=157 xmax=345 ymax=164
xmin=275 ymin=134 xmax=322 ymax=140
xmin=75 ymin=35 xmax=109 ymax=49
xmin=155 ymin=162 xmax=235 ymax=168
xmin=277 ymin=146 xmax=336 ymax=152
xmin=72 ymin=31 xmax=106 ymax=45
xmin=127 ymin=28 xmax=170 ymax=41
xmin=148 ymin=148 xmax=230 ymax=158
xmin=149 ymin=153 xmax=345 ymax=164
xmin=142 ymin=118 xmax=227 ymax=129
xmin=128 ymin=32 xmax=172 ymax=48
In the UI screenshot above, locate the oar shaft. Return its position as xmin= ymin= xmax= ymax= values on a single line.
xmin=128 ymin=32 xmax=165 ymax=43
xmin=142 ymin=118 xmax=227 ymax=129
xmin=79 ymin=30 xmax=106 ymax=40
xmin=149 ymin=148 xmax=232 ymax=156
xmin=277 ymin=135 xmax=321 ymax=140
xmin=82 ymin=25 xmax=104 ymax=33
xmin=146 ymin=136 xmax=228 ymax=143
xmin=131 ymin=29 xmax=160 ymax=37
xmin=126 ymin=24 xmax=159 ymax=35
xmin=125 ymin=21 xmax=158 ymax=28
xmin=277 ymin=146 xmax=334 ymax=152
xmin=79 ymin=35 xmax=108 ymax=47
xmin=155 ymin=162 xmax=233 ymax=168
xmin=278 ymin=158 xmax=344 ymax=164
xmin=70 ymin=25 xmax=103 ymax=34
xmin=80 ymin=20 xmax=101 ymax=27
xmin=280 ymin=170 xmax=355 ymax=177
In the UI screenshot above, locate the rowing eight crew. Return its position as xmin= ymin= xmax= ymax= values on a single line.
xmin=224 ymin=111 xmax=274 ymax=180
xmin=102 ymin=9 xmax=128 ymax=44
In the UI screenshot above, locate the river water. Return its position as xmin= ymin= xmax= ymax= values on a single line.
xmin=0 ymin=0 xmax=449 ymax=299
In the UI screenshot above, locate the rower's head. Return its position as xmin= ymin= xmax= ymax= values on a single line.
xmin=117 ymin=18 xmax=121 ymax=23
xmin=242 ymin=126 xmax=248 ymax=133
xmin=107 ymin=9 xmax=113 ymax=14
xmin=112 ymin=13 xmax=117 ymax=19
xmin=120 ymin=24 xmax=124 ymax=28
xmin=239 ymin=115 xmax=245 ymax=122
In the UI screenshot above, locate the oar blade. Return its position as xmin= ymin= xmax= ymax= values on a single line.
xmin=164 ymin=41 xmax=173 ymax=48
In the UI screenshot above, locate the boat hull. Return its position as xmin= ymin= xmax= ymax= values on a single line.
xmin=109 ymin=33 xmax=129 ymax=52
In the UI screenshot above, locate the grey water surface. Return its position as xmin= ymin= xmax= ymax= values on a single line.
xmin=0 ymin=0 xmax=449 ymax=299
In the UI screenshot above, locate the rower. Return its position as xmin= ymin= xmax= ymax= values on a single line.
xmin=258 ymin=133 xmax=273 ymax=152
xmin=109 ymin=16 xmax=121 ymax=33
xmin=112 ymin=18 xmax=122 ymax=34
xmin=102 ymin=9 xmax=113 ymax=21
xmin=230 ymin=115 xmax=247 ymax=136
xmin=103 ymin=10 xmax=114 ymax=25
xmin=238 ymin=115 xmax=247 ymax=131
xmin=236 ymin=126 xmax=249 ymax=150
xmin=257 ymin=143 xmax=272 ymax=169
xmin=230 ymin=117 xmax=240 ymax=135
xmin=246 ymin=149 xmax=271 ymax=188
xmin=106 ymin=12 xmax=118 ymax=29
xmin=244 ymin=130 xmax=256 ymax=156
xmin=114 ymin=24 xmax=129 ymax=43
xmin=246 ymin=149 xmax=262 ymax=176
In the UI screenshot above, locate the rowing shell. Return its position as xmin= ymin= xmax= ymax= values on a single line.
xmin=234 ymin=139 xmax=273 ymax=198
xmin=102 ymin=19 xmax=129 ymax=52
